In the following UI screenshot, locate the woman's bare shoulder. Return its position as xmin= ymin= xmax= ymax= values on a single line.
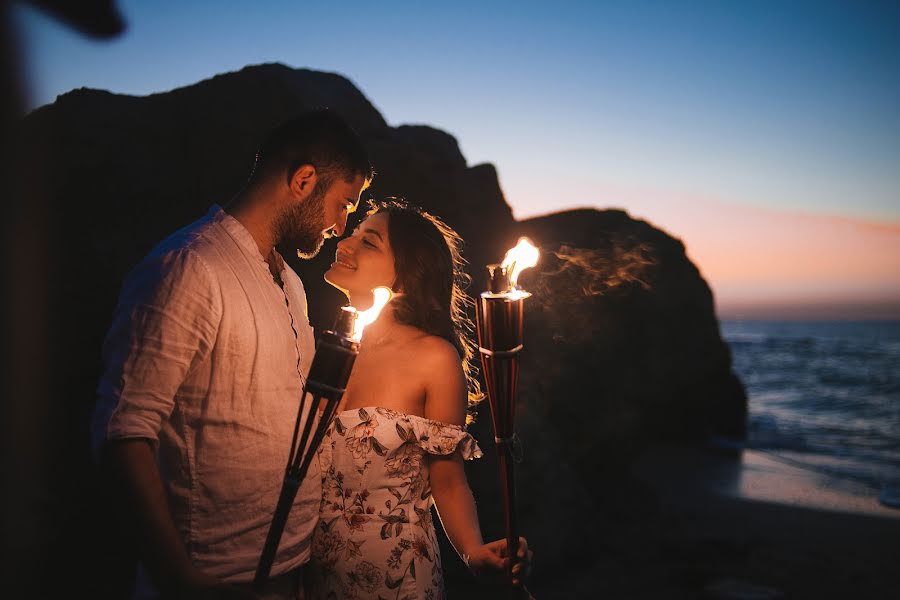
xmin=411 ymin=334 xmax=462 ymax=368
xmin=412 ymin=335 xmax=466 ymax=423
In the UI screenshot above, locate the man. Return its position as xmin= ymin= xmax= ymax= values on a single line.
xmin=93 ymin=110 xmax=372 ymax=599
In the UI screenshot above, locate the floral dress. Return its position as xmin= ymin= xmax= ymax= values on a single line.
xmin=308 ymin=406 xmax=482 ymax=600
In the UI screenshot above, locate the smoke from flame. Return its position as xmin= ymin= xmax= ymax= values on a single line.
xmin=501 ymin=237 xmax=540 ymax=288
xmin=526 ymin=237 xmax=657 ymax=345
xmin=532 ymin=234 xmax=657 ymax=301
xmin=352 ymin=287 xmax=393 ymax=341
xmin=553 ymin=243 xmax=655 ymax=295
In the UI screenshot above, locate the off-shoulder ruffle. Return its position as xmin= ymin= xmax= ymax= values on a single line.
xmin=405 ymin=413 xmax=483 ymax=460
xmin=334 ymin=406 xmax=483 ymax=460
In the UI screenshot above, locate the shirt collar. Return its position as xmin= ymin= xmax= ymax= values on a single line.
xmin=208 ymin=204 xmax=269 ymax=265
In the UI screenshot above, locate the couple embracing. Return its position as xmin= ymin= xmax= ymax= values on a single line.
xmin=93 ymin=110 xmax=531 ymax=599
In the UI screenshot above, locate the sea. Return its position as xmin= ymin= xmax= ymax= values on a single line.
xmin=720 ymin=320 xmax=900 ymax=508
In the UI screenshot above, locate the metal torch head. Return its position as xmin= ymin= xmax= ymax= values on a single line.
xmin=476 ymin=291 xmax=526 ymax=441
xmin=477 ymin=241 xmax=538 ymax=442
xmin=476 ymin=287 xmax=526 ymax=353
xmin=305 ymin=309 xmax=361 ymax=400
xmin=486 ymin=263 xmax=509 ymax=294
xmin=333 ymin=306 xmax=358 ymax=339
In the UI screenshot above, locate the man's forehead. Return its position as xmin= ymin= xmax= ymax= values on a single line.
xmin=351 ymin=176 xmax=370 ymax=211
xmin=342 ymin=174 xmax=367 ymax=193
xmin=333 ymin=175 xmax=366 ymax=201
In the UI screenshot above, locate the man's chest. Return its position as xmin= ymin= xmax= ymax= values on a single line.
xmin=211 ymin=272 xmax=315 ymax=378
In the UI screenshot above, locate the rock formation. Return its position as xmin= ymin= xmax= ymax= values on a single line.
xmin=18 ymin=63 xmax=746 ymax=596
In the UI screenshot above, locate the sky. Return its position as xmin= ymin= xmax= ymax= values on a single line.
xmin=12 ymin=0 xmax=900 ymax=318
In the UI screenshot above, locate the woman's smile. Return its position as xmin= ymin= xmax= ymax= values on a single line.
xmin=325 ymin=212 xmax=396 ymax=298
xmin=332 ymin=250 xmax=357 ymax=270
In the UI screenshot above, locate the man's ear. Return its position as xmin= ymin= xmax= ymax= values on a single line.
xmin=289 ymin=164 xmax=318 ymax=199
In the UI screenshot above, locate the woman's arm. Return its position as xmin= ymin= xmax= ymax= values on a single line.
xmin=428 ymin=452 xmax=487 ymax=564
xmin=422 ymin=339 xmax=527 ymax=584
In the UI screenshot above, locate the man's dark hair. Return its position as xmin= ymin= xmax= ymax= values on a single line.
xmin=251 ymin=109 xmax=373 ymax=187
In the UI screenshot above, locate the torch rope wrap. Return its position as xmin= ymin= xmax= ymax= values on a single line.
xmin=478 ymin=344 xmax=523 ymax=357
xmin=494 ymin=432 xmax=525 ymax=463
xmin=304 ymin=381 xmax=347 ymax=396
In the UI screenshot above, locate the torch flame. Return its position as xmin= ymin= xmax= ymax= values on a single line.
xmin=500 ymin=237 xmax=540 ymax=288
xmin=351 ymin=286 xmax=393 ymax=341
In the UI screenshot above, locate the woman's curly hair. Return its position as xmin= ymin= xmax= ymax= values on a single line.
xmin=367 ymin=199 xmax=483 ymax=421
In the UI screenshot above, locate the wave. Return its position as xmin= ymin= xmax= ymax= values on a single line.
xmin=721 ymin=320 xmax=900 ymax=506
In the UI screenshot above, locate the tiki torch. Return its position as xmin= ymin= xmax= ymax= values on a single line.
xmin=475 ymin=238 xmax=539 ymax=584
xmin=254 ymin=287 xmax=392 ymax=590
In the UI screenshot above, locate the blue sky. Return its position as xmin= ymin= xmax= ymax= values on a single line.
xmin=12 ymin=0 xmax=900 ymax=311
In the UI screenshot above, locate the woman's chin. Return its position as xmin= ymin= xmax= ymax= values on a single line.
xmin=324 ymin=269 xmax=350 ymax=294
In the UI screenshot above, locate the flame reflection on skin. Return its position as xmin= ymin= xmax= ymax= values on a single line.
xmin=351 ymin=286 xmax=393 ymax=341
xmin=501 ymin=237 xmax=540 ymax=289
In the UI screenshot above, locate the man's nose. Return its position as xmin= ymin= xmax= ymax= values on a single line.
xmin=332 ymin=210 xmax=349 ymax=238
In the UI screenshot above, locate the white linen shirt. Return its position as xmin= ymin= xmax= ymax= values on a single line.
xmin=94 ymin=205 xmax=319 ymax=583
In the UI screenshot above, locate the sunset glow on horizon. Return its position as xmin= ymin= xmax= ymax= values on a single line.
xmin=641 ymin=196 xmax=900 ymax=319
xmin=509 ymin=181 xmax=900 ymax=318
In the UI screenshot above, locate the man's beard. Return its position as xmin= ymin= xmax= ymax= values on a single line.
xmin=274 ymin=180 xmax=328 ymax=259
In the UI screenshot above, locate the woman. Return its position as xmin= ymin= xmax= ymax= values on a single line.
xmin=308 ymin=200 xmax=529 ymax=599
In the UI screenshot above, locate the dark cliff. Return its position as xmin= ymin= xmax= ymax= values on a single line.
xmin=18 ymin=63 xmax=746 ymax=596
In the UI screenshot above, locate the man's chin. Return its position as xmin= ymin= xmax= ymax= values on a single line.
xmin=295 ymin=236 xmax=326 ymax=260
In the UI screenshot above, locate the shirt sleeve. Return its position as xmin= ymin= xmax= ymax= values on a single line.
xmin=93 ymin=247 xmax=222 ymax=453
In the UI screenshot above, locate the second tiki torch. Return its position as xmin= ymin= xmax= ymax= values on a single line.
xmin=475 ymin=238 xmax=539 ymax=584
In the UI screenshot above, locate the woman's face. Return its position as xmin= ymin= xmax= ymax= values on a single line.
xmin=325 ymin=212 xmax=397 ymax=298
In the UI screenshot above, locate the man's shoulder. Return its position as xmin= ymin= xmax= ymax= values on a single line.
xmin=125 ymin=211 xmax=227 ymax=289
xmin=150 ymin=210 xmax=223 ymax=260
xmin=139 ymin=208 xmax=245 ymax=277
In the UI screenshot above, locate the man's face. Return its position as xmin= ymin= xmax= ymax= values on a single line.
xmin=277 ymin=172 xmax=367 ymax=259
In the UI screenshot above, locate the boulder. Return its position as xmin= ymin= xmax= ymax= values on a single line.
xmin=17 ymin=63 xmax=746 ymax=596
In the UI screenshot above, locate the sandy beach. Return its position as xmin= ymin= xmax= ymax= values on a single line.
xmin=521 ymin=445 xmax=900 ymax=600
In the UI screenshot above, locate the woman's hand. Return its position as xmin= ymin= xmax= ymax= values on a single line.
xmin=466 ymin=536 xmax=533 ymax=587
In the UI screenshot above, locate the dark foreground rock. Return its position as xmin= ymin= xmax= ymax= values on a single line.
xmin=17 ymin=64 xmax=746 ymax=597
